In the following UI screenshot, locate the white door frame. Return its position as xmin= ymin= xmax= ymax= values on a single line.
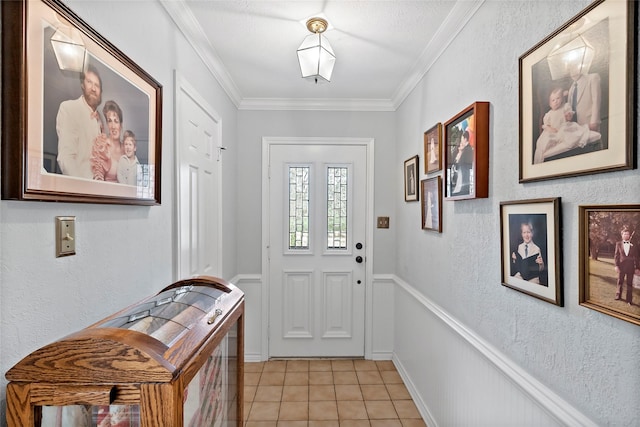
xmin=261 ymin=136 xmax=375 ymax=360
xmin=173 ymin=70 xmax=223 ymax=280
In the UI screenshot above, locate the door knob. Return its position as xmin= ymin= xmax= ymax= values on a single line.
xmin=356 ymin=242 xmax=363 ymax=250
xmin=355 ymin=256 xmax=363 ymax=263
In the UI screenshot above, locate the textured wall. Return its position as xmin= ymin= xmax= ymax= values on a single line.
xmin=394 ymin=1 xmax=639 ymax=425
xmin=236 ymin=110 xmax=398 ymax=275
xmin=0 ymin=1 xmax=239 ymax=423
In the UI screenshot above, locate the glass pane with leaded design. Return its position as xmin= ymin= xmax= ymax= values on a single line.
xmin=327 ymin=167 xmax=348 ymax=249
xmin=288 ymin=166 xmax=310 ymax=249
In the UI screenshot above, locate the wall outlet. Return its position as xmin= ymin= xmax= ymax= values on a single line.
xmin=377 ymin=216 xmax=390 ymax=229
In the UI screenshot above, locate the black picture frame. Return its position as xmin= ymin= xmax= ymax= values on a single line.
xmin=500 ymin=198 xmax=563 ymax=306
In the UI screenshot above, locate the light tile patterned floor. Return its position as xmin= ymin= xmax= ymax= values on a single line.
xmin=244 ymin=359 xmax=427 ymax=427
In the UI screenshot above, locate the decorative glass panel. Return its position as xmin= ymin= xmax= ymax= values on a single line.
xmin=327 ymin=167 xmax=348 ymax=249
xmin=289 ymin=166 xmax=310 ymax=249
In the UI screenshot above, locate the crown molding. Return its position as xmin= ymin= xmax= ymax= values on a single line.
xmin=162 ymin=0 xmax=484 ymax=112
xmin=238 ymin=97 xmax=396 ymax=112
xmin=159 ymin=0 xmax=242 ymax=107
xmin=391 ymin=0 xmax=485 ymax=110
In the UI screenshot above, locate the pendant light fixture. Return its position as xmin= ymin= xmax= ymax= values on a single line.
xmin=50 ymin=26 xmax=88 ymax=72
xmin=297 ymin=17 xmax=336 ymax=84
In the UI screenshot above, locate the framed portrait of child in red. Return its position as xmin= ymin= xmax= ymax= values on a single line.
xmin=1 ymin=0 xmax=162 ymax=205
xmin=443 ymin=102 xmax=489 ymax=201
xmin=518 ymin=0 xmax=635 ymax=182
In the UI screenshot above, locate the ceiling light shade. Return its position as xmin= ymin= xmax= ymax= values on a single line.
xmin=297 ymin=17 xmax=335 ymax=83
xmin=546 ymin=34 xmax=594 ymax=80
xmin=50 ymin=26 xmax=88 ymax=72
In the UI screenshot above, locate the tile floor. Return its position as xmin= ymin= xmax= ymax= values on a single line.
xmin=243 ymin=359 xmax=427 ymax=427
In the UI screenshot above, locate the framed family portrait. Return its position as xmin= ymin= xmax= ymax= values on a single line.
xmin=1 ymin=0 xmax=163 ymax=205
xmin=421 ymin=176 xmax=442 ymax=233
xmin=444 ymin=102 xmax=489 ymax=201
xmin=404 ymin=155 xmax=419 ymax=202
xmin=423 ymin=123 xmax=442 ymax=174
xmin=519 ymin=0 xmax=635 ymax=182
xmin=500 ymin=198 xmax=563 ymax=306
xmin=579 ymin=205 xmax=640 ymax=326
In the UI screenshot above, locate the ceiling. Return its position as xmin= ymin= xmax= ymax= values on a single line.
xmin=160 ymin=0 xmax=483 ymax=111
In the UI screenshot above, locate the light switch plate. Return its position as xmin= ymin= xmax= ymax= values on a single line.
xmin=56 ymin=216 xmax=76 ymax=257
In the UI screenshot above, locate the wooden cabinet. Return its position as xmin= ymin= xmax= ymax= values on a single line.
xmin=5 ymin=276 xmax=244 ymax=427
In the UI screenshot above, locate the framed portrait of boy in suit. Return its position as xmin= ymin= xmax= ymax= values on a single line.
xmin=579 ymin=205 xmax=640 ymax=326
xmin=519 ymin=0 xmax=635 ymax=182
xmin=500 ymin=198 xmax=563 ymax=306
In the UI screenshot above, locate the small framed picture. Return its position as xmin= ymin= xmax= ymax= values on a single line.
xmin=519 ymin=0 xmax=635 ymax=182
xmin=579 ymin=205 xmax=640 ymax=326
xmin=500 ymin=198 xmax=563 ymax=306
xmin=404 ymin=155 xmax=419 ymax=202
xmin=444 ymin=102 xmax=489 ymax=200
xmin=421 ymin=176 xmax=442 ymax=232
xmin=423 ymin=123 xmax=442 ymax=174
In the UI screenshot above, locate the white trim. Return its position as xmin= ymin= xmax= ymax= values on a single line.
xmin=160 ymin=0 xmax=484 ymax=112
xmin=262 ymin=137 xmax=375 ymax=360
xmin=160 ymin=1 xmax=242 ymax=107
xmin=392 ymin=0 xmax=485 ymax=109
xmin=173 ymin=71 xmax=224 ymax=280
xmin=391 ymin=274 xmax=598 ymax=427
xmin=392 ymin=354 xmax=438 ymax=427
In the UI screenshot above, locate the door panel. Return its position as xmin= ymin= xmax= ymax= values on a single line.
xmin=176 ymin=78 xmax=222 ymax=279
xmin=269 ymin=143 xmax=367 ymax=357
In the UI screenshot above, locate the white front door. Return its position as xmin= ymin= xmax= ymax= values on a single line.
xmin=175 ymin=73 xmax=222 ymax=279
xmin=267 ymin=141 xmax=369 ymax=357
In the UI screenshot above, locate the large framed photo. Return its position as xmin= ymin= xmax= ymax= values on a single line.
xmin=423 ymin=123 xmax=442 ymax=174
xmin=1 ymin=0 xmax=162 ymax=205
xmin=579 ymin=205 xmax=640 ymax=326
xmin=519 ymin=0 xmax=635 ymax=182
xmin=404 ymin=155 xmax=419 ymax=202
xmin=421 ymin=176 xmax=442 ymax=233
xmin=444 ymin=102 xmax=489 ymax=200
xmin=500 ymin=198 xmax=563 ymax=306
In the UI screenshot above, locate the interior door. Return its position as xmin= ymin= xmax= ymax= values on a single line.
xmin=175 ymin=74 xmax=222 ymax=279
xmin=268 ymin=143 xmax=367 ymax=357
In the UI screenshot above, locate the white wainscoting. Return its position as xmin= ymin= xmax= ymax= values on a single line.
xmin=230 ymin=273 xmax=594 ymax=426
xmin=392 ymin=275 xmax=597 ymax=427
xmin=230 ymin=274 xmax=264 ymax=362
xmin=230 ymin=274 xmax=395 ymax=362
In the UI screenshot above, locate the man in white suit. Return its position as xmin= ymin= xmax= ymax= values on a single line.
xmin=56 ymin=64 xmax=104 ymax=179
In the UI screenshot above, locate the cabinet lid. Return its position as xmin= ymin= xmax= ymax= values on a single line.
xmin=6 ymin=276 xmax=244 ymax=384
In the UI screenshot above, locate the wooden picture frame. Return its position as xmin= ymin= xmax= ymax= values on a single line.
xmin=1 ymin=0 xmax=163 ymax=205
xmin=424 ymin=123 xmax=442 ymax=174
xmin=444 ymin=102 xmax=489 ymax=200
xmin=579 ymin=204 xmax=640 ymax=326
xmin=421 ymin=176 xmax=442 ymax=233
xmin=500 ymin=198 xmax=563 ymax=306
xmin=519 ymin=0 xmax=635 ymax=182
xmin=404 ymin=155 xmax=419 ymax=202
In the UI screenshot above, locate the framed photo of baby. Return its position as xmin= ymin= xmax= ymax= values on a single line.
xmin=1 ymin=0 xmax=162 ymax=205
xmin=500 ymin=198 xmax=563 ymax=306
xmin=444 ymin=102 xmax=489 ymax=201
xmin=519 ymin=0 xmax=635 ymax=182
xmin=579 ymin=205 xmax=640 ymax=326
